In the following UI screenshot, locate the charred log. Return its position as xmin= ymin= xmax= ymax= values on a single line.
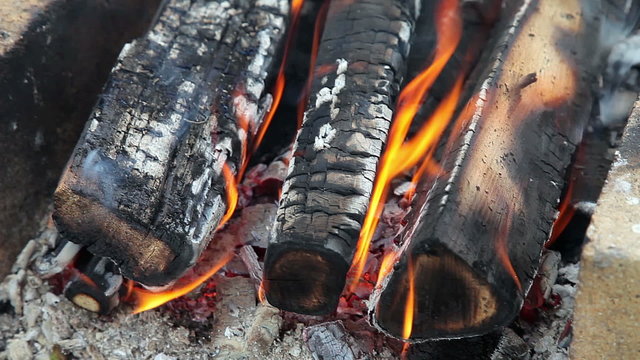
xmin=373 ymin=0 xmax=600 ymax=340
xmin=53 ymin=0 xmax=288 ymax=287
xmin=64 ymin=254 xmax=123 ymax=315
xmin=263 ymin=0 xmax=420 ymax=315
xmin=0 ymin=0 xmax=161 ymax=279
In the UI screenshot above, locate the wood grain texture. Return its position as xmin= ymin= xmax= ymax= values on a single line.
xmin=53 ymin=0 xmax=288 ymax=286
xmin=373 ymin=0 xmax=600 ymax=340
xmin=263 ymin=0 xmax=420 ymax=315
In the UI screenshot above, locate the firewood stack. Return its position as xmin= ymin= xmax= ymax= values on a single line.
xmin=46 ymin=0 xmax=617 ymax=345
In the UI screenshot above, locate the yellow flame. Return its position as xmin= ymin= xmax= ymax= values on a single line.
xmin=402 ymin=256 xmax=416 ymax=340
xmin=375 ymin=250 xmax=398 ymax=288
xmin=348 ymin=0 xmax=462 ymax=287
xmin=218 ymin=163 xmax=238 ymax=230
xmin=132 ymin=251 xmax=235 ymax=314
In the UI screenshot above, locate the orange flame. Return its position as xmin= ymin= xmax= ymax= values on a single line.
xmin=546 ymin=141 xmax=586 ymax=248
xmin=375 ymin=250 xmax=399 ymax=288
xmin=130 ymin=163 xmax=236 ymax=313
xmin=218 ymin=163 xmax=238 ymax=230
xmin=496 ymin=211 xmax=522 ymax=291
xmin=402 ymin=256 xmax=416 ymax=341
xmin=123 ymin=279 xmax=135 ymax=302
xmin=253 ymin=0 xmax=305 ymax=152
xmin=258 ymin=282 xmax=266 ymax=303
xmin=401 ymin=343 xmax=411 ymax=359
xmin=132 ymin=251 xmax=235 ymax=314
xmin=546 ymin=180 xmax=576 ymax=247
xmin=297 ymin=0 xmax=329 ymax=129
xmin=349 ymin=0 xmax=463 ymax=286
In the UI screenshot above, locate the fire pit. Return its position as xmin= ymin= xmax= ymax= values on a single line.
xmin=1 ymin=0 xmax=639 ymax=358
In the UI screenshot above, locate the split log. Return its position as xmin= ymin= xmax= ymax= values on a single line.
xmin=0 ymin=0 xmax=161 ymax=279
xmin=263 ymin=0 xmax=420 ymax=315
xmin=64 ymin=254 xmax=123 ymax=315
xmin=53 ymin=0 xmax=288 ymax=287
xmin=372 ymin=0 xmax=601 ymax=340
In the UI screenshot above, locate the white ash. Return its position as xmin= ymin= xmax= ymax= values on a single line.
xmin=313 ymin=58 xmax=348 ymax=120
xmin=313 ymin=123 xmax=337 ymax=151
xmin=0 ymin=216 xmax=391 ymax=360
xmin=517 ymin=259 xmax=581 ymax=360
xmin=1 ymin=205 xmax=586 ymax=359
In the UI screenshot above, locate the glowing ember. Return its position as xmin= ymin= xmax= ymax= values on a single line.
xmin=349 ymin=0 xmax=463 ymax=285
xmin=130 ymin=162 xmax=236 ymax=313
xmin=496 ymin=211 xmax=522 ymax=292
xmin=253 ymin=0 xmax=305 ymax=151
xmin=132 ymin=251 xmax=235 ymax=314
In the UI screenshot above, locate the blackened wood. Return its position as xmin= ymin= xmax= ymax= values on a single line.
xmin=64 ymin=255 xmax=123 ymax=315
xmin=373 ymin=0 xmax=600 ymax=340
xmin=263 ymin=0 xmax=420 ymax=315
xmin=0 ymin=0 xmax=161 ymax=279
xmin=53 ymin=0 xmax=288 ymax=287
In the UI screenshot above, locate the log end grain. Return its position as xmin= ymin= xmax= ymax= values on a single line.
xmin=53 ymin=184 xmax=184 ymax=286
xmin=263 ymin=244 xmax=349 ymax=315
xmin=375 ymin=244 xmax=520 ymax=340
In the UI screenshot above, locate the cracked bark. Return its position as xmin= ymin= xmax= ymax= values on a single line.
xmin=263 ymin=0 xmax=420 ymax=315
xmin=372 ymin=0 xmax=601 ymax=340
xmin=0 ymin=0 xmax=162 ymax=279
xmin=53 ymin=0 xmax=288 ymax=287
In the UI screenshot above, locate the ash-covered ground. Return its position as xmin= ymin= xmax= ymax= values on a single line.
xmin=0 ymin=159 xmax=582 ymax=360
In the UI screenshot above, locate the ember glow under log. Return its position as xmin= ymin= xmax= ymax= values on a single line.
xmin=64 ymin=254 xmax=123 ymax=315
xmin=53 ymin=0 xmax=288 ymax=287
xmin=263 ymin=0 xmax=421 ymax=315
xmin=372 ymin=0 xmax=601 ymax=340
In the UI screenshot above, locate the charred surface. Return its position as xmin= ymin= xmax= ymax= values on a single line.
xmin=53 ymin=0 xmax=288 ymax=286
xmin=374 ymin=0 xmax=600 ymax=340
xmin=0 ymin=0 xmax=161 ymax=279
xmin=264 ymin=0 xmax=420 ymax=315
xmin=64 ymin=253 xmax=123 ymax=315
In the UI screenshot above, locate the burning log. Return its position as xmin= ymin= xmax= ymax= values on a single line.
xmin=373 ymin=0 xmax=600 ymax=340
xmin=263 ymin=0 xmax=421 ymax=315
xmin=0 ymin=0 xmax=161 ymax=279
xmin=64 ymin=254 xmax=123 ymax=315
xmin=53 ymin=0 xmax=288 ymax=287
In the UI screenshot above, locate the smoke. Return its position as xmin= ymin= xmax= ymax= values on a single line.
xmin=81 ymin=149 xmax=120 ymax=208
xmin=598 ymin=0 xmax=640 ymax=126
